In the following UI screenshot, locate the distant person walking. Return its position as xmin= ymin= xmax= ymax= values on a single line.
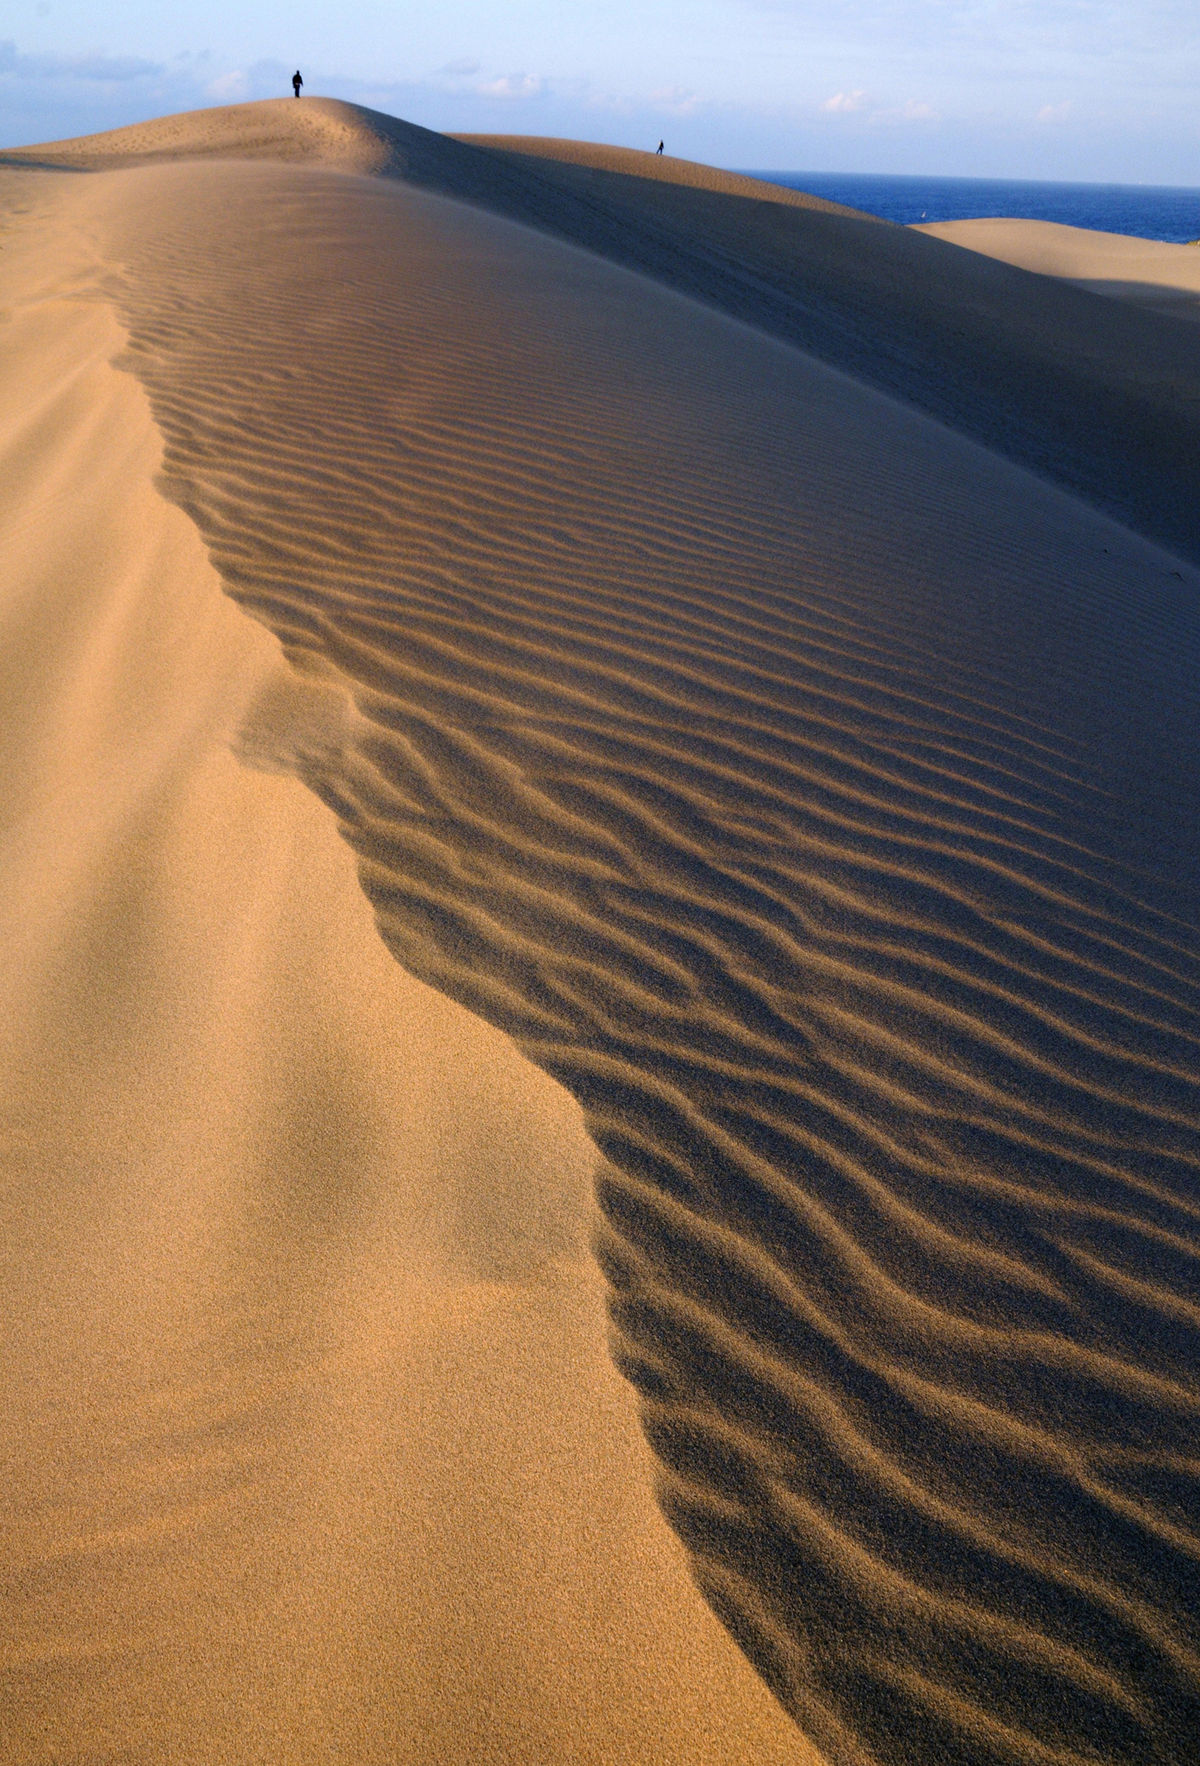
xmin=292 ymin=70 xmax=303 ymax=97
xmin=656 ymin=140 xmax=664 ymax=154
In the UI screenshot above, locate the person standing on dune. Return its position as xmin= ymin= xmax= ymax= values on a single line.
xmin=292 ymin=70 xmax=303 ymax=97
xmin=656 ymin=140 xmax=664 ymax=154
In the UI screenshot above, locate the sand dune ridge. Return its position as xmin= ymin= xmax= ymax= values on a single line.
xmin=0 ymin=154 xmax=810 ymax=1766
xmin=66 ymin=143 xmax=1200 ymax=1764
xmin=917 ymin=218 xmax=1200 ymax=324
xmin=9 ymin=98 xmax=1200 ymax=566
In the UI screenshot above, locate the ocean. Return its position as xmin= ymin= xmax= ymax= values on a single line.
xmin=745 ymin=171 xmax=1200 ymax=243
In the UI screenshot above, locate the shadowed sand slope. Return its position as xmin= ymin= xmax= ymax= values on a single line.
xmin=8 ymin=98 xmax=1200 ymax=565
xmin=917 ymin=218 xmax=1200 ymax=323
xmin=50 ymin=140 xmax=1200 ymax=1766
xmin=450 ymin=136 xmax=1200 ymax=568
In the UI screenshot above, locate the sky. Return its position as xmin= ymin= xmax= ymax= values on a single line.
xmin=2 ymin=0 xmax=1199 ymax=183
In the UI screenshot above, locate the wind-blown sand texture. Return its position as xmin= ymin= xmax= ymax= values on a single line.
xmin=0 ymin=149 xmax=810 ymax=1766
xmin=917 ymin=217 xmax=1200 ymax=323
xmin=2 ymin=97 xmax=1200 ymax=1766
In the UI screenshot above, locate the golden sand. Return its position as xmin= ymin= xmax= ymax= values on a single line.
xmin=918 ymin=215 xmax=1200 ymax=321
xmin=2 ymin=100 xmax=1199 ymax=1765
xmin=0 ymin=156 xmax=810 ymax=1765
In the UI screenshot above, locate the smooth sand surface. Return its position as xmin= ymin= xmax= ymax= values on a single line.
xmin=3 ymin=100 xmax=1200 ymax=1766
xmin=0 ymin=166 xmax=811 ymax=1765
xmin=454 ymin=133 xmax=876 ymax=212
xmin=917 ymin=217 xmax=1200 ymax=321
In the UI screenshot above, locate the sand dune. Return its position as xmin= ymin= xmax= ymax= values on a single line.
xmin=3 ymin=99 xmax=1200 ymax=1766
xmin=0 ymin=161 xmax=811 ymax=1765
xmin=917 ymin=217 xmax=1200 ymax=322
xmin=453 ymin=132 xmax=875 ymax=211
xmin=11 ymin=98 xmax=1200 ymax=567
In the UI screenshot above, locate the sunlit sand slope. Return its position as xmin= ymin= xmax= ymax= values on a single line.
xmin=453 ymin=132 xmax=873 ymax=209
xmin=9 ymin=98 xmax=1200 ymax=565
xmin=54 ymin=135 xmax=1200 ymax=1766
xmin=3 ymin=96 xmax=862 ymax=213
xmin=0 ymin=164 xmax=812 ymax=1766
xmin=917 ymin=217 xmax=1200 ymax=323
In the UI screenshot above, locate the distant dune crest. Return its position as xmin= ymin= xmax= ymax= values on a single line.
xmin=5 ymin=95 xmax=858 ymax=212
xmin=9 ymin=99 xmax=1200 ymax=565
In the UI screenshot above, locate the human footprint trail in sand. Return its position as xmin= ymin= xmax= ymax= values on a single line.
xmin=6 ymin=98 xmax=1200 ymax=1766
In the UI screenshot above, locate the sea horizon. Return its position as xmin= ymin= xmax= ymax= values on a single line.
xmin=740 ymin=168 xmax=1200 ymax=241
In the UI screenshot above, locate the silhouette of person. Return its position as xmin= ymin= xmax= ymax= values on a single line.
xmin=656 ymin=139 xmax=664 ymax=154
xmin=292 ymin=70 xmax=303 ymax=97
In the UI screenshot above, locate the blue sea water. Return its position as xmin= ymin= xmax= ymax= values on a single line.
xmin=743 ymin=171 xmax=1200 ymax=243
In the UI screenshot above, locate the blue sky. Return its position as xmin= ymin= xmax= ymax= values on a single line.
xmin=3 ymin=0 xmax=1199 ymax=182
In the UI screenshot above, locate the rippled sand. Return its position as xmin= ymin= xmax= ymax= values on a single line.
xmin=3 ymin=98 xmax=1200 ymax=1765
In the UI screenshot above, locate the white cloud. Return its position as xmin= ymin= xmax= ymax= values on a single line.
xmin=648 ymin=85 xmax=702 ymax=116
xmin=821 ymin=88 xmax=867 ymax=112
xmin=206 ymin=70 xmax=248 ymax=101
xmin=833 ymin=95 xmax=938 ymax=125
xmin=1036 ymin=100 xmax=1072 ymax=123
xmin=820 ymin=89 xmax=935 ymax=124
xmin=475 ymin=72 xmax=543 ymax=100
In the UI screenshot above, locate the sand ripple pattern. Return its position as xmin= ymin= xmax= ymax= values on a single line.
xmin=105 ymin=161 xmax=1200 ymax=1764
